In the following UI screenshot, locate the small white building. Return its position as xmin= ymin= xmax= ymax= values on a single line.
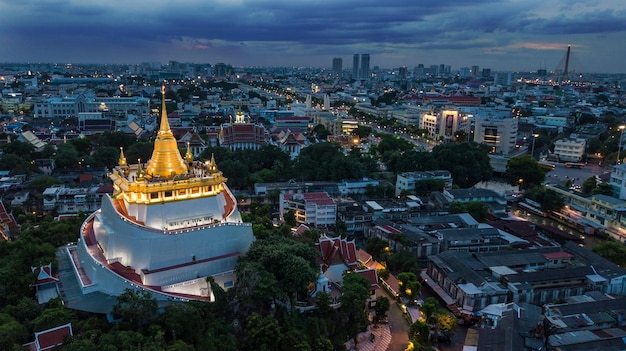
xmin=280 ymin=192 xmax=337 ymax=226
xmin=395 ymin=170 xmax=452 ymax=196
xmin=553 ymin=135 xmax=587 ymax=162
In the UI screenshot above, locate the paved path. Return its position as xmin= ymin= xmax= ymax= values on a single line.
xmin=356 ymin=324 xmax=392 ymax=351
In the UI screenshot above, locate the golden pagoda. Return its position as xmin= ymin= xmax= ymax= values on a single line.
xmin=145 ymin=85 xmax=189 ymax=178
xmin=67 ymin=85 xmax=254 ymax=310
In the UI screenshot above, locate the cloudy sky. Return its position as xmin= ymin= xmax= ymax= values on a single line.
xmin=1 ymin=0 xmax=625 ymax=73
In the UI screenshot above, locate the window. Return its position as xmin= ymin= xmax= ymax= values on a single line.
xmin=150 ymin=192 xmax=159 ymax=199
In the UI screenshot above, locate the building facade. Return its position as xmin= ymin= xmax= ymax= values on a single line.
xmin=473 ymin=116 xmax=518 ymax=155
xmin=280 ymin=192 xmax=337 ymax=227
xmin=553 ymin=135 xmax=587 ymax=162
xmin=395 ymin=170 xmax=453 ymax=196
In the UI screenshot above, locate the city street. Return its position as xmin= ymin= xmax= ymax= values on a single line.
xmin=542 ymin=159 xmax=611 ymax=189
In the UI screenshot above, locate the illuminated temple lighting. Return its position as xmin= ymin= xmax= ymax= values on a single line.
xmin=66 ymin=85 xmax=254 ymax=312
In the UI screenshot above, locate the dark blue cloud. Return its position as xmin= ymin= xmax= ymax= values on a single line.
xmin=0 ymin=0 xmax=625 ymax=72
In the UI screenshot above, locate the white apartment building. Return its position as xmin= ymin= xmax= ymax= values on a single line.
xmin=395 ymin=170 xmax=453 ymax=196
xmin=473 ymin=116 xmax=518 ymax=155
xmin=34 ymin=93 xmax=150 ymax=118
xmin=553 ymin=135 xmax=586 ymax=162
xmin=279 ymin=192 xmax=337 ymax=226
xmin=43 ymin=185 xmax=111 ymax=214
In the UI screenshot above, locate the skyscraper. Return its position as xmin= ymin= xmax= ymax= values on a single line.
xmin=351 ymin=53 xmax=370 ymax=80
xmin=359 ymin=54 xmax=370 ymax=81
xmin=471 ymin=65 xmax=480 ymax=78
xmin=332 ymin=57 xmax=342 ymax=76
xmin=352 ymin=54 xmax=360 ymax=80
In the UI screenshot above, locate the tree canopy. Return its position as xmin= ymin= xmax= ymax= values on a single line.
xmin=504 ymin=155 xmax=546 ymax=190
xmin=431 ymin=142 xmax=492 ymax=188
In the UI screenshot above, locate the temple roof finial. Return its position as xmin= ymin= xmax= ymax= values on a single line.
xmin=185 ymin=141 xmax=193 ymax=163
xmin=118 ymin=147 xmax=127 ymax=167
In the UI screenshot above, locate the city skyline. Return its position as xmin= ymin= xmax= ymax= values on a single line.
xmin=1 ymin=0 xmax=626 ymax=73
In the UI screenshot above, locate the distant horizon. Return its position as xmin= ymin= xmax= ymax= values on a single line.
xmin=1 ymin=1 xmax=626 ymax=74
xmin=1 ymin=61 xmax=624 ymax=77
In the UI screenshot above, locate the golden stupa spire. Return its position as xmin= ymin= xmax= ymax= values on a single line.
xmin=208 ymin=153 xmax=218 ymax=174
xmin=185 ymin=141 xmax=193 ymax=163
xmin=118 ymin=147 xmax=127 ymax=167
xmin=136 ymin=159 xmax=144 ymax=180
xmin=145 ymin=85 xmax=188 ymax=178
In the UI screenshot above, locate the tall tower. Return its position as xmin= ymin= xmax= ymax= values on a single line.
xmin=332 ymin=57 xmax=343 ymax=76
xmin=563 ymin=44 xmax=571 ymax=83
xmin=352 ymin=54 xmax=360 ymax=80
xmin=360 ymin=54 xmax=370 ymax=81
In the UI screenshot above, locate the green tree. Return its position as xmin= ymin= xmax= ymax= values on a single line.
xmin=448 ymin=201 xmax=489 ymax=222
xmin=352 ymin=125 xmax=373 ymax=139
xmin=431 ymin=142 xmax=492 ymax=188
xmin=91 ymin=146 xmax=121 ymax=169
xmin=54 ymin=143 xmax=80 ymax=170
xmin=593 ymin=183 xmax=614 ymax=196
xmin=219 ymin=159 xmax=250 ymax=189
xmin=398 ymin=272 xmax=421 ymax=299
xmin=409 ymin=320 xmax=430 ymax=344
xmin=245 ymin=313 xmax=282 ymax=351
xmin=386 ymin=250 xmax=420 ymax=275
xmin=27 ymin=175 xmax=62 ymax=193
xmin=338 ymin=272 xmax=371 ymax=342
xmin=421 ymin=297 xmax=438 ymax=322
xmin=283 ymin=209 xmax=296 ymax=227
xmin=111 ymin=289 xmax=158 ymax=331
xmin=593 ymin=241 xmax=626 ymax=267
xmin=373 ymin=296 xmax=390 ymax=323
xmin=373 ymin=134 xmax=414 ymax=158
xmin=414 ymin=179 xmax=445 ymax=196
xmin=125 ymin=141 xmax=154 ymax=165
xmin=1 ymin=140 xmax=35 ymax=159
xmin=365 ymin=237 xmax=389 ymax=263
xmin=504 ymin=155 xmax=546 ymax=190
xmin=524 ymin=187 xmax=564 ymax=212
xmin=0 ymin=313 xmax=28 ymax=351
xmin=582 ymin=176 xmax=598 ymax=195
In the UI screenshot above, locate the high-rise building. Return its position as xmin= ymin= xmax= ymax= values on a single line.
xmin=332 ymin=57 xmax=342 ymax=75
xmin=398 ymin=66 xmax=408 ymax=78
xmin=359 ymin=54 xmax=370 ymax=80
xmin=64 ymin=86 xmax=254 ymax=312
xmin=474 ymin=116 xmax=518 ymax=155
xmin=471 ymin=65 xmax=480 ymax=78
xmin=352 ymin=54 xmax=360 ymax=80
xmin=414 ymin=64 xmax=425 ymax=77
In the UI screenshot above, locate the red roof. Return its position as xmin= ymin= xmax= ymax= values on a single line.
xmin=34 ymin=323 xmax=72 ymax=351
xmin=317 ymin=234 xmax=358 ymax=271
xmin=380 ymin=225 xmax=401 ymax=234
xmin=31 ymin=264 xmax=59 ymax=287
xmin=303 ymin=192 xmax=335 ymax=205
xmin=355 ymin=268 xmax=380 ymax=290
xmin=543 ymin=251 xmax=574 ymax=260
xmin=78 ymin=174 xmax=93 ymax=183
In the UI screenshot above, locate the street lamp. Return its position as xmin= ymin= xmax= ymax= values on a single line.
xmin=531 ymin=133 xmax=539 ymax=159
xmin=618 ymin=126 xmax=626 ymax=164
